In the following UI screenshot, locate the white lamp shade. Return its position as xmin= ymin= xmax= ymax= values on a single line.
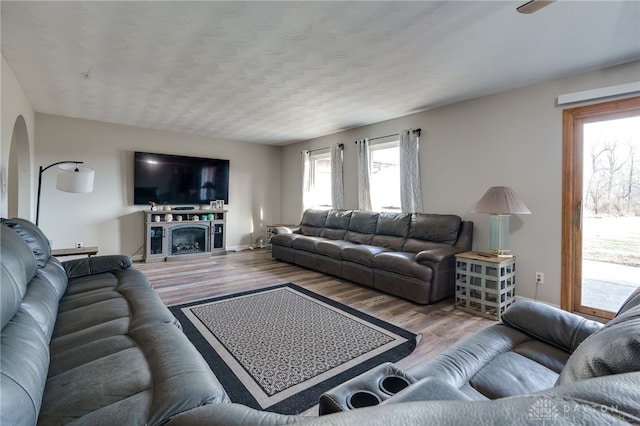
xmin=472 ymin=186 xmax=531 ymax=214
xmin=56 ymin=164 xmax=95 ymax=193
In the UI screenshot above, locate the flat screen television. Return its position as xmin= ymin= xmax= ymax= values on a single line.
xmin=133 ymin=151 xmax=229 ymax=206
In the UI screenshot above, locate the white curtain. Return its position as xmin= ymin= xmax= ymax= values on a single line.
xmin=331 ymin=143 xmax=345 ymax=209
xmin=399 ymin=129 xmax=423 ymax=213
xmin=302 ymin=150 xmax=312 ymax=212
xmin=355 ymin=138 xmax=372 ymax=211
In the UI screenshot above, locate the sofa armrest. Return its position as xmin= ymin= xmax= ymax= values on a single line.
xmin=63 ymin=255 xmax=132 ymax=279
xmin=272 ymin=226 xmax=300 ymax=235
xmin=382 ymin=377 xmax=472 ymax=405
xmin=415 ymin=247 xmax=459 ymax=263
xmin=165 ymin=403 xmax=305 ymax=425
xmin=501 ymin=300 xmax=603 ymax=353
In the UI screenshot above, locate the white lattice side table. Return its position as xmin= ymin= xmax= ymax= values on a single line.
xmin=455 ymin=251 xmax=516 ymax=320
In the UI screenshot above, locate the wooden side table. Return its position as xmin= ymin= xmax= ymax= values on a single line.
xmin=52 ymin=246 xmax=99 ymax=258
xmin=455 ymin=251 xmax=516 ymax=320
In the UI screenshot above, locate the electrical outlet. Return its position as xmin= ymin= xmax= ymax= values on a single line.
xmin=535 ymin=272 xmax=544 ymax=284
xmin=76 ymin=242 xmax=83 ymax=248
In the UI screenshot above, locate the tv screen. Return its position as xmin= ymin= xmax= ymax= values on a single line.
xmin=134 ymin=151 xmax=229 ymax=205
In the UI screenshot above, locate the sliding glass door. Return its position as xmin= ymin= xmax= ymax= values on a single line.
xmin=562 ymin=97 xmax=640 ymax=319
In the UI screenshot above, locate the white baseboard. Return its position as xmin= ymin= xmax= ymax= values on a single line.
xmin=226 ymin=244 xmax=251 ymax=252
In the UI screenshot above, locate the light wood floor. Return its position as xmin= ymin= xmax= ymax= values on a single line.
xmin=136 ymin=249 xmax=494 ymax=415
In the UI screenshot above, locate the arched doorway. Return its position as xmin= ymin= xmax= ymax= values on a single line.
xmin=8 ymin=115 xmax=31 ymax=218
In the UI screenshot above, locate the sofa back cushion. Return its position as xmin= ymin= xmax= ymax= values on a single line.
xmin=299 ymin=209 xmax=329 ymax=237
xmin=345 ymin=211 xmax=379 ymax=244
xmin=557 ymin=288 xmax=640 ymax=385
xmin=371 ymin=213 xmax=411 ymax=251
xmin=1 ymin=227 xmax=38 ymax=328
xmin=320 ymin=210 xmax=352 ymax=240
xmin=616 ymin=286 xmax=640 ymax=316
xmin=409 ymin=214 xmax=461 ymax=244
xmin=1 ymin=226 xmax=50 ymax=425
xmin=2 ymin=218 xmax=52 ymax=267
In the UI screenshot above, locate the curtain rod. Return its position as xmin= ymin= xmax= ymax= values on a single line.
xmin=355 ymin=128 xmax=421 ymax=144
xmin=302 ymin=143 xmax=344 ymax=154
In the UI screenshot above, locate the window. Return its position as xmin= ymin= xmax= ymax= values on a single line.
xmin=309 ymin=151 xmax=331 ymax=209
xmin=370 ymin=140 xmax=400 ymax=212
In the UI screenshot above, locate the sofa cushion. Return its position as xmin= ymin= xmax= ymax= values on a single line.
xmin=342 ymin=245 xmax=391 ymax=267
xmin=557 ymin=299 xmax=640 ymax=385
xmin=40 ymin=323 xmax=229 ymax=425
xmin=324 ymin=209 xmax=353 ymax=229
xmin=20 ymin=266 xmax=67 ymax=342
xmin=270 ymin=233 xmax=303 ymax=248
xmin=62 ymin=255 xmax=132 ymax=279
xmin=469 ymin=351 xmax=559 ymax=399
xmin=407 ymin=214 xmax=461 ymax=245
xmin=1 ymin=310 xmax=50 ymax=426
xmin=2 ymin=217 xmax=52 ymax=267
xmin=319 ymin=228 xmax=348 ymax=240
xmin=292 ymin=235 xmax=327 ymax=252
xmin=1 ymin=228 xmax=38 ymax=328
xmin=299 ymin=209 xmax=329 ymax=236
xmin=374 ymin=213 xmax=411 ymax=237
xmin=316 ymin=239 xmax=358 ymax=259
xmin=403 ymin=240 xmax=453 ymax=255
xmin=372 ymin=252 xmax=433 ymax=281
xmin=344 ymin=211 xmax=379 ymax=244
xmin=371 ymin=213 xmax=410 ymax=251
xmin=501 ymin=300 xmax=602 ymax=353
xmin=40 ymin=265 xmax=229 ymax=425
xmin=616 ymin=286 xmax=640 ymax=316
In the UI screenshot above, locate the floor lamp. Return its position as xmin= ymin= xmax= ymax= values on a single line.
xmin=472 ymin=186 xmax=531 ymax=257
xmin=36 ymin=161 xmax=95 ymax=225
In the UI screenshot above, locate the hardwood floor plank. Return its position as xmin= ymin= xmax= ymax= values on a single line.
xmin=135 ymin=249 xmax=494 ymax=416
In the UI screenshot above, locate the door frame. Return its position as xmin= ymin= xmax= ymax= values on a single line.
xmin=561 ymin=96 xmax=640 ymax=318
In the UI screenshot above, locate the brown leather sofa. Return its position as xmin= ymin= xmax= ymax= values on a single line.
xmin=271 ymin=209 xmax=473 ymax=304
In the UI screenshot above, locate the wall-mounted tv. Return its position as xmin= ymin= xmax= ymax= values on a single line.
xmin=133 ymin=151 xmax=229 ymax=206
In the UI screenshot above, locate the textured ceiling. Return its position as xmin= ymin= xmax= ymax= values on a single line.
xmin=2 ymin=1 xmax=639 ymax=145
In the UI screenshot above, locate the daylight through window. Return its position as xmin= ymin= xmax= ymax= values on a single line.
xmin=370 ymin=141 xmax=400 ymax=212
xmin=310 ymin=151 xmax=332 ymax=209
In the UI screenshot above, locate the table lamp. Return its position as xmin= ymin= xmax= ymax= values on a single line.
xmin=472 ymin=186 xmax=531 ymax=257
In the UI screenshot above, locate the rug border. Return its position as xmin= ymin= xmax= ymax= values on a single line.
xmin=169 ymin=283 xmax=417 ymax=414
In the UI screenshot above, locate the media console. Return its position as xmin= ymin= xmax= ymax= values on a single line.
xmin=143 ymin=209 xmax=227 ymax=262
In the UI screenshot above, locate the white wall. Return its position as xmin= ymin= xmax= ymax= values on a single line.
xmin=281 ymin=60 xmax=640 ymax=306
xmin=35 ymin=114 xmax=282 ymax=257
xmin=1 ymin=55 xmax=35 ymax=217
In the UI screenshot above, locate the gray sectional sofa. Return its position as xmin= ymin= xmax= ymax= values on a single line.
xmin=0 ymin=218 xmax=230 ymax=425
xmin=3 ymin=217 xmax=638 ymax=425
xmin=271 ymin=209 xmax=473 ymax=304
xmin=319 ymin=292 xmax=640 ymax=419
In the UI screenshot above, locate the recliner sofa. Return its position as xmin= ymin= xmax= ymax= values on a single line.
xmin=271 ymin=209 xmax=473 ymax=304
xmin=318 ymin=289 xmax=640 ymax=423
xmin=0 ymin=218 xmax=230 ymax=425
xmin=3 ymin=217 xmax=638 ymax=425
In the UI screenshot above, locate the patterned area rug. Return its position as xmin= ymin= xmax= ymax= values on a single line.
xmin=169 ymin=283 xmax=417 ymax=414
